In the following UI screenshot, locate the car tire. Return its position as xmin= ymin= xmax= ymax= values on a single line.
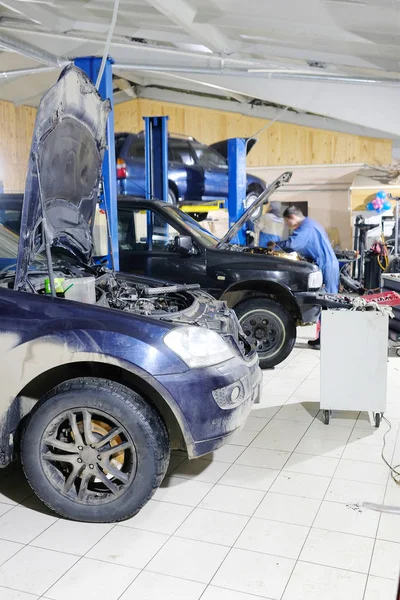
xmin=245 ymin=190 xmax=262 ymax=220
xmin=190 ymin=212 xmax=208 ymax=222
xmin=21 ymin=377 xmax=170 ymax=522
xmin=235 ymin=298 xmax=296 ymax=369
xmin=167 ymin=187 xmax=177 ymax=205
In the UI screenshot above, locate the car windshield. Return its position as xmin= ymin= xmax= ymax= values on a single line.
xmin=162 ymin=206 xmax=220 ymax=248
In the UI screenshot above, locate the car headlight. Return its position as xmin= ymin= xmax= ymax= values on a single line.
xmin=164 ymin=326 xmax=235 ymax=368
xmin=308 ymin=269 xmax=323 ymax=290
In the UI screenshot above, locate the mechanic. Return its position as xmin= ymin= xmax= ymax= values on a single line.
xmin=273 ymin=206 xmax=339 ymax=349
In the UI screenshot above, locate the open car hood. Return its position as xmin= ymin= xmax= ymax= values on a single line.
xmin=15 ymin=64 xmax=110 ymax=290
xmin=218 ymin=171 xmax=293 ymax=246
xmin=209 ymin=138 xmax=257 ymax=159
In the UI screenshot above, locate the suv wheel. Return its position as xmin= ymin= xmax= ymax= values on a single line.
xmin=235 ymin=298 xmax=296 ymax=369
xmin=21 ymin=378 xmax=170 ymax=522
xmin=168 ymin=187 xmax=177 ymax=205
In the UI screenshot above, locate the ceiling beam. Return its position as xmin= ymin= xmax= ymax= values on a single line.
xmin=143 ymin=0 xmax=234 ymax=54
xmin=0 ymin=31 xmax=63 ymax=67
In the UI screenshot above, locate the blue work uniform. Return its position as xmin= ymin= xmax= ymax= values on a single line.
xmin=279 ymin=218 xmax=339 ymax=293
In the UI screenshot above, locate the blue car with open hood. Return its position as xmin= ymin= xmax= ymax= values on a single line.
xmin=0 ymin=65 xmax=261 ymax=522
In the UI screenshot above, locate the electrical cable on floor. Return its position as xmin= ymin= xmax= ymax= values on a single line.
xmin=380 ymin=416 xmax=400 ymax=485
xmin=95 ymin=0 xmax=120 ymax=90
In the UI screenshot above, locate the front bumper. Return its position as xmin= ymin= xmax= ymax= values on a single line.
xmin=294 ymin=291 xmax=322 ymax=325
xmin=156 ymin=352 xmax=262 ymax=458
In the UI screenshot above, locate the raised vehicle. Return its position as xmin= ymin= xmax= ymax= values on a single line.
xmin=0 ymin=65 xmax=261 ymax=523
xmin=115 ymin=132 xmax=266 ymax=217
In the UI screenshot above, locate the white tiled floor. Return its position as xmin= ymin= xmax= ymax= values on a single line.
xmin=0 ymin=328 xmax=400 ymax=599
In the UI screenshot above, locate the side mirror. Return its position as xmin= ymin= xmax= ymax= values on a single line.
xmin=175 ymin=235 xmax=194 ymax=255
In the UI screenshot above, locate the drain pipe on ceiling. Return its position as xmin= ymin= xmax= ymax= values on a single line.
xmin=0 ymin=31 xmax=66 ymax=68
xmin=112 ymin=63 xmax=400 ymax=86
xmin=0 ymin=66 xmax=58 ymax=80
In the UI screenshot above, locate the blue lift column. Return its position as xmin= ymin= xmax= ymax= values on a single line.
xmin=227 ymin=138 xmax=247 ymax=244
xmin=143 ymin=116 xmax=169 ymax=252
xmin=74 ymin=56 xmax=119 ymax=270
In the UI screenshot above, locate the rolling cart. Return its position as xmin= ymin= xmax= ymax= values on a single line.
xmin=320 ymin=310 xmax=388 ymax=427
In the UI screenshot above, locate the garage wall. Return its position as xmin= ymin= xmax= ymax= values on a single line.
xmin=0 ymin=100 xmax=36 ymax=192
xmin=114 ymin=98 xmax=392 ymax=168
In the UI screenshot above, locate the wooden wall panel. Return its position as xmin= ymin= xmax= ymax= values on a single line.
xmin=0 ymin=99 xmax=36 ymax=192
xmin=114 ymin=98 xmax=393 ymax=167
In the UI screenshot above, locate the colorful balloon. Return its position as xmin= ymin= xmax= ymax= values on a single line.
xmin=383 ymin=201 xmax=392 ymax=211
xmin=366 ymin=201 xmax=375 ymax=211
xmin=376 ymin=190 xmax=387 ymax=200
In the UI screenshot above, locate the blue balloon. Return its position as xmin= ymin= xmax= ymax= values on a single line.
xmin=383 ymin=201 xmax=392 ymax=211
xmin=366 ymin=202 xmax=375 ymax=211
xmin=376 ymin=190 xmax=387 ymax=200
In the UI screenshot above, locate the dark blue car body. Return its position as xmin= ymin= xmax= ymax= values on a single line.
xmin=116 ymin=133 xmax=266 ymax=204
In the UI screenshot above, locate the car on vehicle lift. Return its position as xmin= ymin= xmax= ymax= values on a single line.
xmin=0 ymin=65 xmax=261 ymax=523
xmin=116 ymin=178 xmax=324 ymax=369
xmin=115 ymin=132 xmax=266 ymax=219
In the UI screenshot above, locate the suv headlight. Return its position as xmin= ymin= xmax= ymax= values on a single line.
xmin=164 ymin=326 xmax=235 ymax=368
xmin=308 ymin=269 xmax=323 ymax=290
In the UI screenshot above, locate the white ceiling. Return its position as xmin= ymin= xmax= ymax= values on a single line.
xmin=1 ymin=0 xmax=400 ymax=137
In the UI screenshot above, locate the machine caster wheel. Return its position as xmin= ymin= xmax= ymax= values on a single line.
xmin=375 ymin=413 xmax=382 ymax=428
xmin=323 ymin=410 xmax=330 ymax=425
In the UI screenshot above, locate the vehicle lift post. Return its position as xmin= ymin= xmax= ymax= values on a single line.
xmin=74 ymin=56 xmax=119 ymax=270
xmin=143 ymin=116 xmax=169 ymax=251
xmin=227 ymin=138 xmax=247 ymax=245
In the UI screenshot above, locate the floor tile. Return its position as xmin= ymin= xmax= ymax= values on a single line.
xmin=219 ymin=464 xmax=279 ymax=492
xmin=250 ymin=420 xmax=310 ymax=452
xmin=274 ymin=402 xmax=319 ymax=422
xmin=32 ymin=520 xmax=113 ymax=556
xmin=0 ymin=504 xmax=13 ymax=517
xmin=283 ymin=452 xmax=339 ymax=477
xmin=370 ymin=539 xmax=400 ymax=580
xmin=229 ymin=429 xmax=259 ymax=447
xmin=203 ymin=445 xmax=244 ymax=464
xmin=153 ymin=476 xmax=213 ymax=506
xmin=86 ymin=525 xmax=168 ymax=569
xmin=326 ymin=479 xmax=386 ymax=506
xmin=282 ymin=561 xmax=366 ymax=600
xmin=235 ymin=447 xmax=290 ymax=470
xmin=171 ymin=459 xmax=230 ymax=483
xmin=242 ymin=417 xmax=271 ymax=432
xmin=254 ymin=492 xmax=320 ymax=526
xmin=0 ymin=589 xmax=39 ymax=599
xmin=349 ymin=426 xmax=396 ymax=447
xmin=119 ymin=571 xmax=205 ymax=600
xmin=0 ymin=539 xmax=23 ymax=565
xmin=378 ymin=513 xmax=400 ymax=543
xmin=176 ymin=508 xmax=248 ymax=546
xmin=270 ymin=471 xmax=331 ymax=500
xmin=305 ymin=421 xmax=353 ymax=442
xmin=0 ymin=546 xmax=78 ymax=596
xmin=364 ymin=576 xmax=398 ymax=600
xmin=0 ymin=506 xmax=57 ymax=544
xmin=199 ymin=484 xmax=265 ymax=517
xmin=342 ymin=442 xmax=388 ymax=464
xmin=201 ymin=587 xmax=261 ymax=600
xmin=235 ymin=517 xmax=309 ymax=559
xmin=46 ymin=557 xmax=139 ymax=600
xmin=146 ymin=537 xmax=229 ymax=584
xmin=300 ymin=528 xmax=374 ymax=573
xmin=334 ymin=459 xmax=389 ymax=486
xmin=313 ymin=501 xmax=380 ymax=538
xmin=166 ymin=453 xmax=187 ymax=476
xmin=121 ymin=500 xmax=192 ymax=535
xmin=295 ymin=436 xmax=346 ymax=458
xmin=212 ymin=547 xmax=294 ymax=599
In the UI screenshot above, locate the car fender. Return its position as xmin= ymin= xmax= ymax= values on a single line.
xmin=220 ymin=278 xmax=301 ymax=319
